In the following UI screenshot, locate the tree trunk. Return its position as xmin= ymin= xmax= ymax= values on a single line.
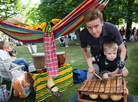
xmin=125 ymin=0 xmax=134 ymax=42
xmin=75 ymin=28 xmax=80 ymax=40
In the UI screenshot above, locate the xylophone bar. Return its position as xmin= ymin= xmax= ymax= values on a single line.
xmin=77 ymin=77 xmax=125 ymax=94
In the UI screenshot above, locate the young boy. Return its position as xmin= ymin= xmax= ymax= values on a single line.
xmin=87 ymin=41 xmax=129 ymax=79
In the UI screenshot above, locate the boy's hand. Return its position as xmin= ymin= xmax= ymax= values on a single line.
xmin=111 ymin=70 xmax=118 ymax=75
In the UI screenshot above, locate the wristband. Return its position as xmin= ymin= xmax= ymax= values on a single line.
xmin=117 ymin=60 xmax=124 ymax=69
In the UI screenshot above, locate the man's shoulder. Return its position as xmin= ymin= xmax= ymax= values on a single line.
xmin=103 ymin=22 xmax=119 ymax=34
xmin=80 ymin=28 xmax=87 ymax=33
xmin=80 ymin=28 xmax=89 ymax=37
xmin=104 ymin=22 xmax=117 ymax=28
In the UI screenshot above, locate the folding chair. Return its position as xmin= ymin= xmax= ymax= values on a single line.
xmin=0 ymin=60 xmax=23 ymax=102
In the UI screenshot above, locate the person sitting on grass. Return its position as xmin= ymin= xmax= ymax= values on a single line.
xmin=87 ymin=41 xmax=129 ymax=79
xmin=64 ymin=35 xmax=69 ymax=47
xmin=0 ymin=41 xmax=30 ymax=72
xmin=59 ymin=36 xmax=65 ymax=47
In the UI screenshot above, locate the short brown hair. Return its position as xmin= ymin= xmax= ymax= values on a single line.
xmin=103 ymin=41 xmax=118 ymax=52
xmin=0 ymin=41 xmax=4 ymax=49
xmin=84 ymin=9 xmax=103 ymax=22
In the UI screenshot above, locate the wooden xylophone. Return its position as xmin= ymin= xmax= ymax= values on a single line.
xmin=77 ymin=77 xmax=128 ymax=102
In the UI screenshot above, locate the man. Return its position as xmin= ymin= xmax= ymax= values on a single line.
xmin=79 ymin=10 xmax=127 ymax=80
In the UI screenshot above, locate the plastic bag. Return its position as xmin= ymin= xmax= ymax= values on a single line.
xmin=11 ymin=70 xmax=31 ymax=98
xmin=0 ymin=84 xmax=10 ymax=102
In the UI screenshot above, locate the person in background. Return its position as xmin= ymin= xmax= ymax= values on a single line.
xmin=119 ymin=27 xmax=126 ymax=41
xmin=119 ymin=27 xmax=126 ymax=37
xmin=59 ymin=36 xmax=65 ymax=47
xmin=0 ymin=41 xmax=30 ymax=72
xmin=64 ymin=35 xmax=69 ymax=47
xmin=131 ymin=27 xmax=137 ymax=41
xmin=16 ymin=41 xmax=23 ymax=46
xmin=87 ymin=41 xmax=128 ymax=79
xmin=79 ymin=9 xmax=127 ymax=80
xmin=125 ymin=28 xmax=132 ymax=42
xmin=135 ymin=29 xmax=138 ymax=40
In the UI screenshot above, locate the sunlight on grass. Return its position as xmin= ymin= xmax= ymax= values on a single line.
xmin=70 ymin=60 xmax=75 ymax=63
xmin=7 ymin=40 xmax=138 ymax=102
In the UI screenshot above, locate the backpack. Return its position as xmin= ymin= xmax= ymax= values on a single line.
xmin=73 ymin=69 xmax=87 ymax=84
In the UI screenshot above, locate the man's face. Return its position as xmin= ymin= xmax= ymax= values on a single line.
xmin=85 ymin=18 xmax=103 ymax=38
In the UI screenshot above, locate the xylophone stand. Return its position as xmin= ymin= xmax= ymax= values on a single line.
xmin=77 ymin=78 xmax=128 ymax=102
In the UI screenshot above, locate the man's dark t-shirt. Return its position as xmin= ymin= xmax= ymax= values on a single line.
xmin=79 ymin=22 xmax=123 ymax=57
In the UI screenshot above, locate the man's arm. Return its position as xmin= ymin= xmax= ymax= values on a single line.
xmin=87 ymin=57 xmax=96 ymax=68
xmin=81 ymin=47 xmax=90 ymax=62
xmin=87 ymin=57 xmax=96 ymax=73
xmin=118 ymin=42 xmax=126 ymax=62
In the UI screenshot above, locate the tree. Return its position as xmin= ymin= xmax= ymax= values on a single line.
xmin=103 ymin=0 xmax=138 ymax=28
xmin=21 ymin=0 xmax=39 ymax=25
xmin=25 ymin=0 xmax=83 ymax=24
xmin=103 ymin=0 xmax=138 ymax=41
xmin=0 ymin=0 xmax=22 ymax=19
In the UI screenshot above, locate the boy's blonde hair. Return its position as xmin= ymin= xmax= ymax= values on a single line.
xmin=84 ymin=9 xmax=103 ymax=22
xmin=103 ymin=41 xmax=118 ymax=52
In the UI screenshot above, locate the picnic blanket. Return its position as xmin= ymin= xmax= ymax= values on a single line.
xmin=31 ymin=64 xmax=73 ymax=102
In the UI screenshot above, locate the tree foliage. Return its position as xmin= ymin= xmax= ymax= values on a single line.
xmin=21 ymin=0 xmax=39 ymax=24
xmin=25 ymin=0 xmax=83 ymax=24
xmin=103 ymin=0 xmax=138 ymax=29
xmin=24 ymin=0 xmax=138 ymax=30
xmin=1 ymin=0 xmax=138 ymax=30
xmin=0 ymin=0 xmax=22 ymax=19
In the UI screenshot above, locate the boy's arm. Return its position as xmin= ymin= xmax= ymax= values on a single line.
xmin=111 ymin=59 xmax=125 ymax=75
xmin=111 ymin=59 xmax=129 ymax=77
xmin=111 ymin=68 xmax=119 ymax=75
xmin=118 ymin=42 xmax=127 ymax=62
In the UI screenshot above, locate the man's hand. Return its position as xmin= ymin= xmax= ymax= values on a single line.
xmin=88 ymin=67 xmax=95 ymax=73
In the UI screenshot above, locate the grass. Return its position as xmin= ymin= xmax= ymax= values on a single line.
xmin=6 ymin=39 xmax=138 ymax=102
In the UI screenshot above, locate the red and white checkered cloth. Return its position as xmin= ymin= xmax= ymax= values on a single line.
xmin=43 ymin=32 xmax=58 ymax=77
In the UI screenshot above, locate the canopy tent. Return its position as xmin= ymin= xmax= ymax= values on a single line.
xmin=0 ymin=0 xmax=109 ymax=43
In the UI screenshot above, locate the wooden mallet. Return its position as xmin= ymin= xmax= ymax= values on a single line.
xmin=92 ymin=71 xmax=103 ymax=81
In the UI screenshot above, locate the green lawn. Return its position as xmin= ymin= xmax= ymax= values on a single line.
xmin=6 ymin=40 xmax=138 ymax=102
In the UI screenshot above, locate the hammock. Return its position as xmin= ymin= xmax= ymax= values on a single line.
xmin=0 ymin=0 xmax=109 ymax=43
